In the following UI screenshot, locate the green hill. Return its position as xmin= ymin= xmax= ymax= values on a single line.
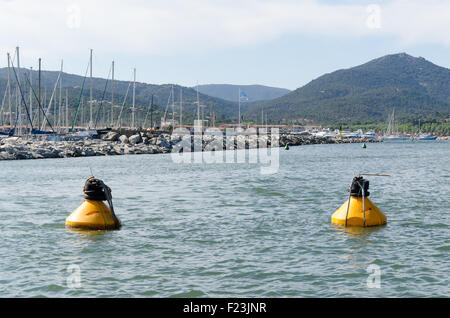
xmin=244 ymin=53 xmax=450 ymax=126
xmin=196 ymin=84 xmax=290 ymax=102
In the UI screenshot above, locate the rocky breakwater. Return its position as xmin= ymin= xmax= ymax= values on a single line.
xmin=0 ymin=131 xmax=379 ymax=161
xmin=195 ymin=133 xmax=379 ymax=151
xmin=279 ymin=134 xmax=380 ymax=147
xmin=0 ymin=132 xmax=172 ymax=161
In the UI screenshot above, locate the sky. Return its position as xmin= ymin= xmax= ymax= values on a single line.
xmin=1 ymin=0 xmax=450 ymax=90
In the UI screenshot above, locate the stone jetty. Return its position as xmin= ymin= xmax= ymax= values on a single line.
xmin=0 ymin=130 xmax=380 ymax=161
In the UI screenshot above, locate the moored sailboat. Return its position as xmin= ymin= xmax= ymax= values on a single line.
xmin=413 ymin=119 xmax=437 ymax=141
xmin=383 ymin=108 xmax=408 ymax=141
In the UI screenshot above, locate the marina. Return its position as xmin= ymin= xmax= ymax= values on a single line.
xmin=0 ymin=47 xmax=444 ymax=155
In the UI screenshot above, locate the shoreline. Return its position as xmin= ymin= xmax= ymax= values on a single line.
xmin=0 ymin=131 xmax=381 ymax=161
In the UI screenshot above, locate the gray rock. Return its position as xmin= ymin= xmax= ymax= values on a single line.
xmin=129 ymin=134 xmax=143 ymax=145
xmin=119 ymin=135 xmax=129 ymax=144
xmin=156 ymin=137 xmax=171 ymax=149
xmin=103 ymin=131 xmax=120 ymax=142
xmin=82 ymin=149 xmax=96 ymax=156
xmin=123 ymin=146 xmax=135 ymax=154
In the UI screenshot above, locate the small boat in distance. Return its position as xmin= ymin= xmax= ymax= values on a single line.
xmin=383 ymin=135 xmax=409 ymax=141
xmin=383 ymin=108 xmax=409 ymax=141
xmin=363 ymin=131 xmax=378 ymax=140
xmin=0 ymin=129 xmax=15 ymax=136
xmin=414 ymin=134 xmax=437 ymax=141
xmin=312 ymin=128 xmax=337 ymax=139
xmin=412 ymin=119 xmax=437 ymax=141
xmin=341 ymin=130 xmax=362 ymax=139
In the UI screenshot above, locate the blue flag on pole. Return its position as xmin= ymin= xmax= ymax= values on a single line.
xmin=239 ymin=91 xmax=248 ymax=101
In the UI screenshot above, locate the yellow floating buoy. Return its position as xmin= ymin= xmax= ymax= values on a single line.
xmin=331 ymin=176 xmax=386 ymax=227
xmin=66 ymin=177 xmax=121 ymax=230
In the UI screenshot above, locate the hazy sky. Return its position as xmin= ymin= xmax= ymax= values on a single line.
xmin=1 ymin=0 xmax=450 ymax=90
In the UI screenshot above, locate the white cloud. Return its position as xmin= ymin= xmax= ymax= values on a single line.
xmin=0 ymin=0 xmax=450 ymax=59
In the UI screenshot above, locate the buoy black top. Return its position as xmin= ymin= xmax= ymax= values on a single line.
xmin=349 ymin=176 xmax=370 ymax=197
xmin=83 ymin=177 xmax=111 ymax=201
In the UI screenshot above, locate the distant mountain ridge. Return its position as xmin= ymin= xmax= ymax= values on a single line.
xmin=244 ymin=53 xmax=450 ymax=124
xmin=196 ymin=84 xmax=290 ymax=102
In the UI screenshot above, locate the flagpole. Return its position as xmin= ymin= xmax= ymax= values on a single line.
xmin=238 ymin=88 xmax=241 ymax=126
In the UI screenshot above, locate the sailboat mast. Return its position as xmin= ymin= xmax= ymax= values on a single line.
xmin=65 ymin=88 xmax=68 ymax=132
xmin=238 ymin=88 xmax=241 ymax=126
xmin=196 ymin=82 xmax=200 ymax=122
xmin=209 ymin=102 xmax=212 ymax=127
xmin=393 ymin=108 xmax=397 ymax=135
xmin=7 ymin=53 xmax=12 ymax=128
xmin=171 ymin=84 xmax=174 ymax=124
xmin=179 ymin=88 xmax=182 ymax=127
xmin=212 ymin=102 xmax=215 ymax=127
xmin=29 ymin=67 xmax=32 ymax=128
xmin=59 ymin=60 xmax=63 ymax=132
xmin=132 ymin=68 xmax=136 ymax=129
xmin=150 ymin=94 xmax=153 ymax=129
xmin=81 ymin=97 xmax=84 ymax=128
xmin=16 ymin=85 xmax=20 ymax=136
xmin=44 ymin=87 xmax=47 ymax=123
xmin=202 ymin=100 xmax=204 ymax=125
xmin=38 ymin=58 xmax=41 ymax=129
xmin=89 ymin=49 xmax=93 ymax=128
xmin=111 ymin=60 xmax=114 ymax=126
xmin=262 ymin=108 xmax=264 ymax=126
xmin=16 ymin=46 xmax=23 ymax=135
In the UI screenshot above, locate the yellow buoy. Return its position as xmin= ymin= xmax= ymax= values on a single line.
xmin=331 ymin=176 xmax=386 ymax=227
xmin=66 ymin=177 xmax=121 ymax=230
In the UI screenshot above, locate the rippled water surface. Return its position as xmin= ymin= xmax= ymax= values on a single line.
xmin=0 ymin=141 xmax=449 ymax=297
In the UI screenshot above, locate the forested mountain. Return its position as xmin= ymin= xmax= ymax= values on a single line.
xmin=244 ymin=53 xmax=450 ymax=125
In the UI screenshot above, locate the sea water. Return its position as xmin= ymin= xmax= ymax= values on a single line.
xmin=0 ymin=141 xmax=448 ymax=297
